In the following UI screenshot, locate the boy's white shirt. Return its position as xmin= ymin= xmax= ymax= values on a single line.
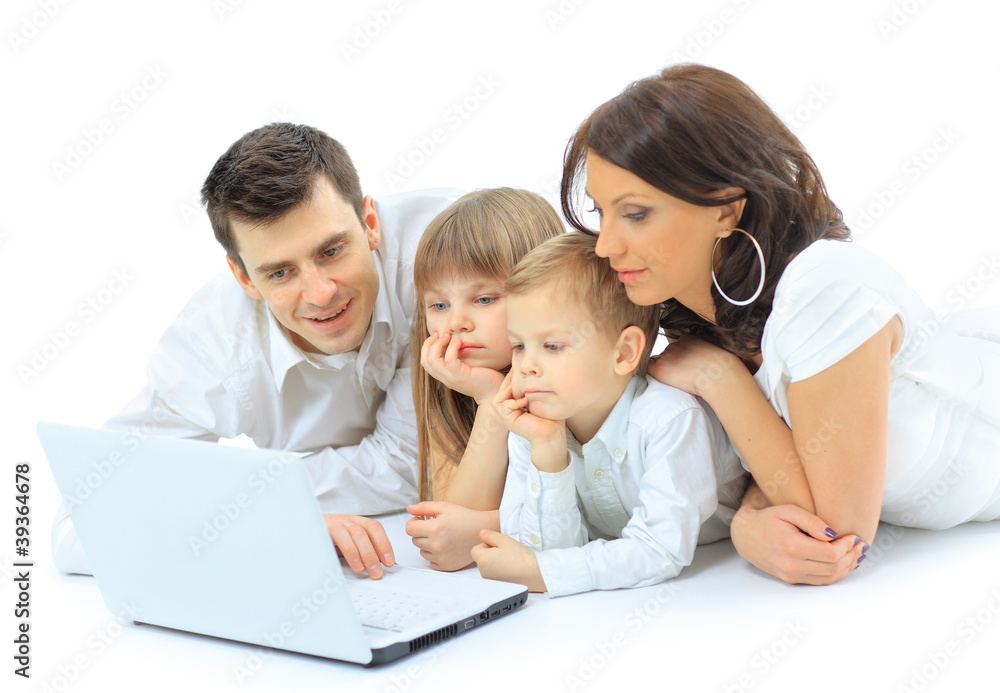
xmin=500 ymin=375 xmax=746 ymax=598
xmin=51 ymin=189 xmax=464 ymax=575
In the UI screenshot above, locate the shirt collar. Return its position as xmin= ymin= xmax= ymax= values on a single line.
xmin=576 ymin=376 xmax=641 ymax=462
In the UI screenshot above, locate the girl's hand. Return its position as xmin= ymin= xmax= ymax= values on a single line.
xmin=472 ymin=529 xmax=546 ymax=592
xmin=648 ymin=336 xmax=743 ymax=399
xmin=494 ymin=371 xmax=566 ymax=451
xmin=730 ymin=504 xmax=866 ymax=585
xmin=420 ymin=332 xmax=505 ymax=404
xmin=404 ymin=502 xmax=497 ymax=572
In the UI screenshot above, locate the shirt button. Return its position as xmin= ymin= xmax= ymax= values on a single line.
xmin=613 ymin=448 xmax=623 ymax=458
xmin=530 ymin=534 xmax=540 ymax=545
xmin=530 ymin=483 xmax=538 ymax=494
xmin=594 ymin=469 xmax=604 ymax=479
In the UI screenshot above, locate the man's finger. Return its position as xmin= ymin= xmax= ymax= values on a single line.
xmin=355 ymin=516 xmax=395 ymax=567
xmin=325 ymin=521 xmax=366 ymax=574
xmin=346 ymin=522 xmax=384 ymax=579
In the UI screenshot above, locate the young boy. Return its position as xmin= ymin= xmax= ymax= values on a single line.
xmin=471 ymin=233 xmax=746 ymax=597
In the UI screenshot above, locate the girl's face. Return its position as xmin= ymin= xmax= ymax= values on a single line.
xmin=423 ymin=273 xmax=511 ymax=370
xmin=585 ymin=151 xmax=739 ymax=320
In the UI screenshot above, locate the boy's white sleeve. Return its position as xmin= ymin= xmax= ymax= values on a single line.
xmin=535 ymin=406 xmax=719 ymax=598
xmin=499 ymin=434 xmax=587 ymax=551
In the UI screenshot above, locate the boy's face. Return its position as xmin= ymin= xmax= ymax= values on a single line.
xmin=227 ymin=176 xmax=382 ymax=355
xmin=506 ymin=283 xmax=625 ymax=437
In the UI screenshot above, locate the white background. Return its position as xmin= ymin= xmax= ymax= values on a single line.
xmin=3 ymin=1 xmax=1000 ymax=692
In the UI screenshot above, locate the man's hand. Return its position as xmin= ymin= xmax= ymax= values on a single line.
xmin=730 ymin=504 xmax=866 ymax=585
xmin=323 ymin=514 xmax=395 ymax=579
xmin=404 ymin=502 xmax=498 ymax=572
xmin=471 ymin=529 xmax=546 ymax=592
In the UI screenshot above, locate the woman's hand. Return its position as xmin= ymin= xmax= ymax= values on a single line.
xmin=404 ymin=502 xmax=499 ymax=572
xmin=648 ymin=336 xmax=743 ymax=399
xmin=472 ymin=529 xmax=546 ymax=592
xmin=420 ymin=332 xmax=505 ymax=404
xmin=730 ymin=503 xmax=867 ymax=585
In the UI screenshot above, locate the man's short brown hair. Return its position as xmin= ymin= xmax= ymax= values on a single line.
xmin=201 ymin=123 xmax=364 ymax=272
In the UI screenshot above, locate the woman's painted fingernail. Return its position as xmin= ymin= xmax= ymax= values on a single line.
xmin=853 ymin=536 xmax=862 ymax=546
xmin=857 ymin=554 xmax=866 ymax=566
xmin=824 ymin=527 xmax=838 ymax=538
xmin=862 ymin=544 xmax=870 ymax=555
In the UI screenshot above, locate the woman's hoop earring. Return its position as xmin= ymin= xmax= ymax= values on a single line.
xmin=711 ymin=228 xmax=766 ymax=307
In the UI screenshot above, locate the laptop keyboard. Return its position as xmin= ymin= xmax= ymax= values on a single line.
xmin=349 ymin=588 xmax=452 ymax=633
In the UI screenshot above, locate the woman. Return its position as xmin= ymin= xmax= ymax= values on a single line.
xmin=559 ymin=63 xmax=1000 ymax=585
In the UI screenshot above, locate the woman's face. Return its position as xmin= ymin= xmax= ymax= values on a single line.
xmin=586 ymin=151 xmax=740 ymax=320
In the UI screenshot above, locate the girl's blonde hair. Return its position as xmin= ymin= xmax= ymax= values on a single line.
xmin=411 ymin=188 xmax=565 ymax=501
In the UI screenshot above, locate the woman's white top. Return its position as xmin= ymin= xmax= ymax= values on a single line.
xmin=754 ymin=239 xmax=1000 ymax=529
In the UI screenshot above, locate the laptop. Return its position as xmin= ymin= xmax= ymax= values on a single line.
xmin=37 ymin=422 xmax=527 ymax=665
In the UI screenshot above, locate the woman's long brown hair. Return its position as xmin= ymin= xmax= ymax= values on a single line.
xmin=560 ymin=63 xmax=850 ymax=359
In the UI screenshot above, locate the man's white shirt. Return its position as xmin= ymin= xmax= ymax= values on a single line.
xmin=52 ymin=189 xmax=463 ymax=574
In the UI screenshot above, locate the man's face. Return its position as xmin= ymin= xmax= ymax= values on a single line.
xmin=227 ymin=176 xmax=381 ymax=355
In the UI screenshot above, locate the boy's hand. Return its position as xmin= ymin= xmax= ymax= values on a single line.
xmin=495 ymin=371 xmax=566 ymax=446
xmin=405 ymin=501 xmax=495 ymax=572
xmin=421 ymin=332 xmax=505 ymax=404
xmin=323 ymin=514 xmax=395 ymax=579
xmin=472 ymin=529 xmax=547 ymax=592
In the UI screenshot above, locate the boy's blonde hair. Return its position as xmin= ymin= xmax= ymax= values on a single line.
xmin=411 ymin=188 xmax=566 ymax=501
xmin=504 ymin=233 xmax=660 ymax=376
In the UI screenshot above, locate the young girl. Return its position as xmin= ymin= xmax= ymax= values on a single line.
xmin=404 ymin=187 xmax=565 ymax=571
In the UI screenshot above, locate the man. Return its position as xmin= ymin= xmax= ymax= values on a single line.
xmin=52 ymin=123 xmax=461 ymax=579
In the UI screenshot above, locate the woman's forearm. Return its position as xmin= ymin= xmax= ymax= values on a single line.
xmin=700 ymin=356 xmax=815 ymax=514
